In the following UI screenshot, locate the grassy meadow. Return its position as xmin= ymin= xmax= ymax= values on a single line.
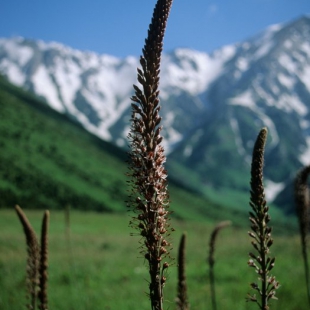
xmin=0 ymin=3 xmax=307 ymax=308
xmin=0 ymin=208 xmax=306 ymax=310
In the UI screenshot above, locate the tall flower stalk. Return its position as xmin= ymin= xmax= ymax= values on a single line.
xmin=176 ymin=233 xmax=189 ymax=310
xmin=38 ymin=210 xmax=50 ymax=310
xmin=15 ymin=205 xmax=50 ymax=310
xmin=294 ymin=165 xmax=310 ymax=306
xmin=15 ymin=205 xmax=40 ymax=310
xmin=127 ymin=1 xmax=173 ymax=309
xmin=247 ymin=128 xmax=280 ymax=309
xmin=208 ymin=221 xmax=231 ymax=310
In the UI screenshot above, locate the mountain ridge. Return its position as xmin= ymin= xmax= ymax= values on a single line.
xmin=2 ymin=73 xmax=275 ymax=223
xmin=1 ymin=15 xmax=310 ymax=212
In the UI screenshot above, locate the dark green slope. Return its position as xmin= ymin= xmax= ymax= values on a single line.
xmin=0 ymin=75 xmax=129 ymax=211
xmin=0 ymin=75 xmax=219 ymax=221
xmin=0 ymin=75 xmax=292 ymax=227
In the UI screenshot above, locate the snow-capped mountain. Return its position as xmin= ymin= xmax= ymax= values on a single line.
xmin=167 ymin=15 xmax=310 ymax=212
xmin=1 ymin=15 xmax=310 ymax=212
xmin=0 ymin=33 xmax=236 ymax=151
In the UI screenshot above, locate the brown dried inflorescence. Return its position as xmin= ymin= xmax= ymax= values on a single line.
xmin=247 ymin=128 xmax=280 ymax=310
xmin=38 ymin=210 xmax=50 ymax=310
xmin=295 ymin=165 xmax=310 ymax=246
xmin=15 ymin=206 xmax=50 ymax=310
xmin=15 ymin=205 xmax=40 ymax=310
xmin=294 ymin=165 xmax=310 ymax=306
xmin=127 ymin=1 xmax=173 ymax=310
xmin=176 ymin=233 xmax=189 ymax=310
xmin=208 ymin=221 xmax=231 ymax=310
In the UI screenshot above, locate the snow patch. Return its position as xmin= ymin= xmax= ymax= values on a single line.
xmin=32 ymin=65 xmax=64 ymax=112
xmin=229 ymin=90 xmax=255 ymax=108
xmin=214 ymin=44 xmax=236 ymax=60
xmin=301 ymin=42 xmax=310 ymax=57
xmin=253 ymin=82 xmax=275 ymax=107
xmin=300 ymin=137 xmax=310 ymax=165
xmin=250 ymin=23 xmax=282 ymax=60
xmin=229 ymin=90 xmax=279 ymax=147
xmin=237 ymin=57 xmax=249 ymax=71
xmin=300 ymin=66 xmax=310 ymax=92
xmin=283 ymin=94 xmax=307 ymax=116
xmin=116 ymin=138 xmax=125 ymax=147
xmin=301 ymin=120 xmax=310 ymax=130
xmin=284 ymin=40 xmax=292 ymax=49
xmin=1 ymin=39 xmax=33 ymax=66
xmin=163 ymin=111 xmax=183 ymax=153
xmin=229 ymin=117 xmax=246 ymax=157
xmin=278 ymin=54 xmax=297 ymax=73
xmin=0 ymin=59 xmax=26 ymax=85
xmin=254 ymin=41 xmax=274 ymax=60
xmin=265 ymin=180 xmax=285 ymax=202
xmin=53 ymin=57 xmax=82 ymax=107
xmin=183 ymin=145 xmax=193 ymax=157
xmin=160 ymin=46 xmax=235 ymax=98
xmin=278 ymin=73 xmax=295 ymax=89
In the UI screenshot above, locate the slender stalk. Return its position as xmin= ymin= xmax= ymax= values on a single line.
xmin=176 ymin=233 xmax=189 ymax=310
xmin=127 ymin=1 xmax=173 ymax=309
xmin=294 ymin=165 xmax=310 ymax=306
xmin=247 ymin=128 xmax=280 ymax=309
xmin=65 ymin=204 xmax=71 ymax=239
xmin=15 ymin=205 xmax=40 ymax=310
xmin=208 ymin=221 xmax=231 ymax=310
xmin=38 ymin=210 xmax=50 ymax=310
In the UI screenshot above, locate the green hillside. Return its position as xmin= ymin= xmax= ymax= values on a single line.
xmin=0 ymin=75 xmax=129 ymax=212
xmin=0 ymin=75 xmax=207 ymax=218
xmin=0 ymin=75 xmax=294 ymax=227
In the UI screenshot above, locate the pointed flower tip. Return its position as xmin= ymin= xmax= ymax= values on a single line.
xmin=260 ymin=127 xmax=268 ymax=138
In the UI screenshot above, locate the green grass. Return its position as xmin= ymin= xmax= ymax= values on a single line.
xmin=0 ymin=209 xmax=306 ymax=309
xmin=0 ymin=74 xmax=303 ymax=309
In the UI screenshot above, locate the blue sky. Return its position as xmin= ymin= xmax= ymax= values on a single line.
xmin=1 ymin=0 xmax=309 ymax=58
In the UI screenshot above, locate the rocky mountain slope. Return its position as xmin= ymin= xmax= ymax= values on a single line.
xmin=1 ymin=15 xmax=310 ymax=212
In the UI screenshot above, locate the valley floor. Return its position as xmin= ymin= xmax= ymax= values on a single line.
xmin=0 ymin=209 xmax=306 ymax=309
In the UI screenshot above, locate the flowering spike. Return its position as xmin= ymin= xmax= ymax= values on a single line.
xmin=247 ymin=128 xmax=279 ymax=309
xmin=127 ymin=1 xmax=173 ymax=310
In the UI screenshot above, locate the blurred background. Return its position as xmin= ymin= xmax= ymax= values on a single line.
xmin=0 ymin=1 xmax=310 ymax=309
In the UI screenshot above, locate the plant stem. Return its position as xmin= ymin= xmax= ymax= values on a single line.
xmin=247 ymin=128 xmax=279 ymax=309
xmin=208 ymin=221 xmax=231 ymax=310
xmin=176 ymin=233 xmax=189 ymax=310
xmin=127 ymin=1 xmax=173 ymax=309
xmin=294 ymin=165 xmax=310 ymax=307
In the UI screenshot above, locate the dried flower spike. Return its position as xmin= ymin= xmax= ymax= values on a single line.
xmin=15 ymin=206 xmax=50 ymax=310
xmin=127 ymin=1 xmax=173 ymax=310
xmin=15 ymin=205 xmax=40 ymax=310
xmin=294 ymin=165 xmax=310 ymax=306
xmin=38 ymin=210 xmax=50 ymax=310
xmin=247 ymin=128 xmax=280 ymax=309
xmin=176 ymin=233 xmax=189 ymax=310
xmin=208 ymin=221 xmax=231 ymax=310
